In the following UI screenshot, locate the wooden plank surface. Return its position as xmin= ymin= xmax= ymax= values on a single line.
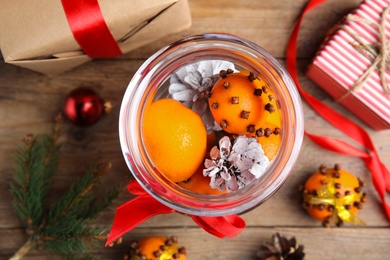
xmin=1 ymin=0 xmax=390 ymax=259
xmin=1 ymin=227 xmax=390 ymax=260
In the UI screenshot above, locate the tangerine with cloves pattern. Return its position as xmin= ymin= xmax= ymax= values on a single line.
xmin=302 ymin=164 xmax=367 ymax=227
xmin=208 ymin=71 xmax=279 ymax=136
xmin=126 ymin=236 xmax=186 ymax=260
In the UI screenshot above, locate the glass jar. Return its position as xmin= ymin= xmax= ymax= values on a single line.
xmin=119 ymin=33 xmax=304 ymax=216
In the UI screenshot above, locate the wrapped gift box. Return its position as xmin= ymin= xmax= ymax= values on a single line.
xmin=0 ymin=0 xmax=191 ymax=75
xmin=306 ymin=0 xmax=390 ymax=130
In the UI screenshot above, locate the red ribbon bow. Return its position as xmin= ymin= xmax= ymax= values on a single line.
xmin=287 ymin=0 xmax=390 ymax=220
xmin=62 ymin=0 xmax=122 ymax=58
xmin=106 ymin=181 xmax=246 ymax=246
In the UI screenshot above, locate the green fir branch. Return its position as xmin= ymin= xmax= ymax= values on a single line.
xmin=44 ymin=163 xmax=120 ymax=257
xmin=46 ymin=165 xmax=100 ymax=226
xmin=9 ymin=117 xmax=120 ymax=260
xmin=78 ymin=185 xmax=120 ymax=220
xmin=10 ymin=127 xmax=61 ymax=230
xmin=43 ymin=223 xmax=106 ymax=259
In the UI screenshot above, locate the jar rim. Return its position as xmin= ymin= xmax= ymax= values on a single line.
xmin=119 ymin=33 xmax=304 ymax=216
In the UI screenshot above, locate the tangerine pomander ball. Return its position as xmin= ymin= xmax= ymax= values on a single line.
xmin=208 ymin=70 xmax=278 ymax=135
xmin=126 ymin=236 xmax=186 ymax=260
xmin=301 ymin=164 xmax=367 ymax=227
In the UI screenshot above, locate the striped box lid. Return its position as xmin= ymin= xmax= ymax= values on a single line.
xmin=307 ymin=0 xmax=390 ymax=130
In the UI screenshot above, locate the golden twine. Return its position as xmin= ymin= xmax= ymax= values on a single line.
xmin=303 ymin=174 xmax=365 ymax=225
xmin=337 ymin=6 xmax=390 ymax=101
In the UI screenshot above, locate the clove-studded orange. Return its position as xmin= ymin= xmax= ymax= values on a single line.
xmin=208 ymin=71 xmax=278 ymax=135
xmin=302 ymin=164 xmax=367 ymax=227
xmin=143 ymin=98 xmax=207 ymax=183
xmin=127 ymin=236 xmax=186 ymax=260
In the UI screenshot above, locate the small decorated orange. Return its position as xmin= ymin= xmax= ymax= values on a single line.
xmin=301 ymin=164 xmax=367 ymax=227
xmin=126 ymin=236 xmax=186 ymax=260
xmin=208 ymin=71 xmax=278 ymax=135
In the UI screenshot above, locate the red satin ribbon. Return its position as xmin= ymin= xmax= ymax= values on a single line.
xmin=61 ymin=0 xmax=122 ymax=58
xmin=287 ymin=0 xmax=390 ymax=220
xmin=106 ymin=181 xmax=246 ymax=245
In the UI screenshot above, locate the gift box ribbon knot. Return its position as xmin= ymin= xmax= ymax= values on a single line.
xmin=336 ymin=6 xmax=390 ymax=100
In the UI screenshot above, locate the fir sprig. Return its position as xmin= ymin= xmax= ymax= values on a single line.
xmin=10 ymin=121 xmax=61 ymax=232
xmin=9 ymin=117 xmax=120 ymax=260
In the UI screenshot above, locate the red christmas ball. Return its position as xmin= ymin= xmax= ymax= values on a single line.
xmin=63 ymin=87 xmax=107 ymax=127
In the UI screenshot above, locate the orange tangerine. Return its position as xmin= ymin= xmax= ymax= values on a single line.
xmin=263 ymin=100 xmax=281 ymax=127
xmin=208 ymin=71 xmax=276 ymax=135
xmin=138 ymin=236 xmax=166 ymax=260
xmin=256 ymin=122 xmax=281 ymax=160
xmin=304 ymin=168 xmax=360 ymax=194
xmin=303 ymin=165 xmax=365 ymax=224
xmin=135 ymin=236 xmax=186 ymax=260
xmin=305 ymin=207 xmax=334 ymax=222
xmin=177 ymin=165 xmax=225 ymax=195
xmin=143 ymin=98 xmax=207 ymax=183
xmin=256 ymin=89 xmax=282 ymax=160
xmin=255 ymin=103 xmax=281 ymax=160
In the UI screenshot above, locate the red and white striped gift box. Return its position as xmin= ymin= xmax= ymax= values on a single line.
xmin=307 ymin=0 xmax=390 ymax=130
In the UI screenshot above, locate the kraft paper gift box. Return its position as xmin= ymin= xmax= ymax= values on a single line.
xmin=306 ymin=0 xmax=390 ymax=130
xmin=0 ymin=0 xmax=191 ymax=75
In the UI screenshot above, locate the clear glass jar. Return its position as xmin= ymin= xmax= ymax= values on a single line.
xmin=119 ymin=33 xmax=304 ymax=216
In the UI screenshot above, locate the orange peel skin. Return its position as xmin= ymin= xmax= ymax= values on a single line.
xmin=142 ymin=98 xmax=207 ymax=183
xmin=177 ymin=165 xmax=226 ymax=195
xmin=208 ymin=71 xmax=279 ymax=136
xmin=128 ymin=236 xmax=186 ymax=260
xmin=256 ymin=122 xmax=281 ymax=161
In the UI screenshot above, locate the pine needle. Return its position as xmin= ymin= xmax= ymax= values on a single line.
xmin=10 ymin=129 xmax=61 ymax=229
xmin=9 ymin=118 xmax=120 ymax=259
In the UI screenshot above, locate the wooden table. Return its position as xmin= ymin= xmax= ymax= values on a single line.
xmin=1 ymin=0 xmax=389 ymax=259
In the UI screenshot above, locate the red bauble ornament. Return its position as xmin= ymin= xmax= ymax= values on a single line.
xmin=63 ymin=87 xmax=109 ymax=127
